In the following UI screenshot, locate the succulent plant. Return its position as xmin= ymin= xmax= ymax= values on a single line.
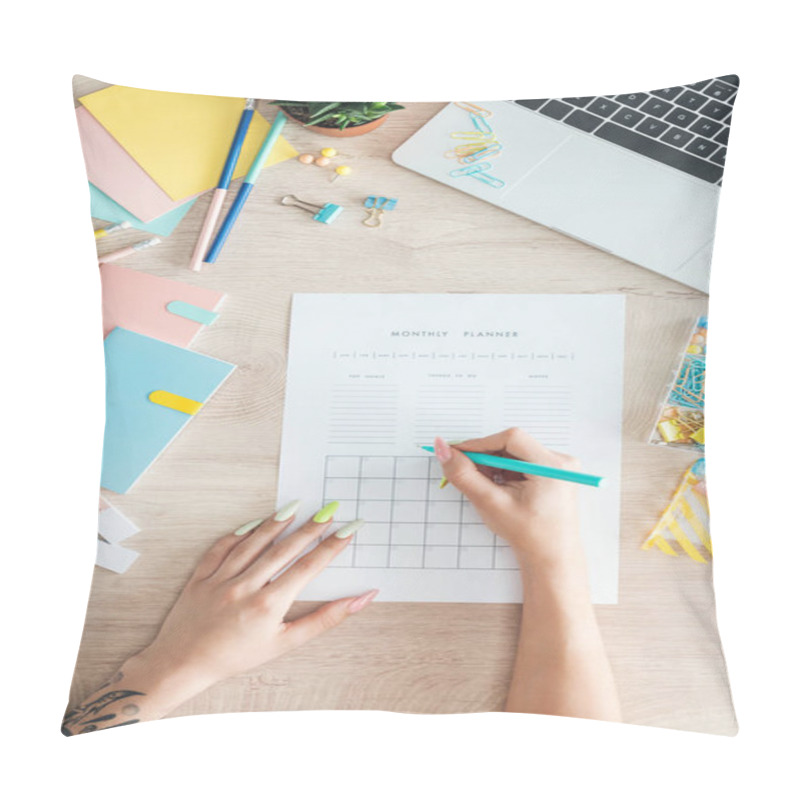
xmin=271 ymin=101 xmax=404 ymax=130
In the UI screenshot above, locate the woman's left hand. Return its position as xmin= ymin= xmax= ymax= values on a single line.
xmin=134 ymin=506 xmax=376 ymax=695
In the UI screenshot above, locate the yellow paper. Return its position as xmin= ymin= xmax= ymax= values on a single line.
xmin=79 ymin=86 xmax=297 ymax=200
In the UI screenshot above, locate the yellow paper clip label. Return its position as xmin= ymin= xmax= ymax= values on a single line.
xmin=148 ymin=390 xmax=203 ymax=415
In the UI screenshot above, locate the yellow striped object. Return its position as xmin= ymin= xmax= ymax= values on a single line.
xmin=643 ymin=459 xmax=711 ymax=563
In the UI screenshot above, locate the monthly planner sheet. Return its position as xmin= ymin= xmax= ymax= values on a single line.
xmin=278 ymin=294 xmax=626 ymax=603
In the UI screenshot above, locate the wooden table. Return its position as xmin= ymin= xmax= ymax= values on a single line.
xmin=71 ymin=76 xmax=736 ymax=734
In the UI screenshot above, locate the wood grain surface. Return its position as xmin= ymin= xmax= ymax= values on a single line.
xmin=70 ymin=76 xmax=736 ymax=734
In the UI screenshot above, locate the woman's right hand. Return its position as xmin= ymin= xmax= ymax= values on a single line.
xmin=433 ymin=429 xmax=584 ymax=568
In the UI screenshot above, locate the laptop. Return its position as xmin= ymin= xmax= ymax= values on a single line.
xmin=392 ymin=77 xmax=738 ymax=293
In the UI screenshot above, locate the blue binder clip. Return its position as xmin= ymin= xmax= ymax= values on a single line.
xmin=363 ymin=196 xmax=398 ymax=227
xmin=280 ymin=195 xmax=343 ymax=224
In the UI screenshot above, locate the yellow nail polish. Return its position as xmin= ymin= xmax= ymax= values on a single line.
xmin=313 ymin=501 xmax=339 ymax=523
xmin=439 ymin=477 xmax=449 ymax=489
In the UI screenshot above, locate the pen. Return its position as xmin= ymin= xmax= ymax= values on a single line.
xmin=420 ymin=446 xmax=605 ymax=487
xmin=189 ymin=98 xmax=256 ymax=272
xmin=97 ymin=237 xmax=161 ymax=264
xmin=203 ymin=111 xmax=287 ymax=265
xmin=94 ymin=221 xmax=131 ymax=240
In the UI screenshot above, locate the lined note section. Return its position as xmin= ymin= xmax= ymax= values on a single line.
xmin=501 ymin=385 xmax=573 ymax=449
xmin=328 ymin=384 xmax=398 ymax=445
xmin=414 ymin=385 xmax=486 ymax=443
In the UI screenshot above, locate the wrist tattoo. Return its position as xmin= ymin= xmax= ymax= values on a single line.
xmin=62 ymin=688 xmax=145 ymax=736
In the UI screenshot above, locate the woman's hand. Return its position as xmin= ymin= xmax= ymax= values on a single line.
xmin=433 ymin=429 xmax=583 ymax=568
xmin=63 ymin=504 xmax=376 ymax=733
xmin=434 ymin=430 xmax=621 ymax=721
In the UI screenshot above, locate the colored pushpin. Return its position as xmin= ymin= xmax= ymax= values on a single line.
xmin=314 ymin=156 xmax=331 ymax=167
xmin=280 ymin=195 xmax=343 ymax=224
xmin=331 ymin=165 xmax=352 ymax=182
xmin=320 ymin=147 xmax=338 ymax=158
xmin=298 ymin=153 xmax=315 ymax=164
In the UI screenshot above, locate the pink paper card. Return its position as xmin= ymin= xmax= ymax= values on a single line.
xmin=101 ymin=263 xmax=225 ymax=347
xmin=76 ymin=107 xmax=199 ymax=222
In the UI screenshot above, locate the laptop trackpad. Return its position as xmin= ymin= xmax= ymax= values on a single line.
xmin=502 ymin=134 xmax=719 ymax=275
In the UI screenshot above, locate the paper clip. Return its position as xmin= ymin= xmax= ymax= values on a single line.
xmin=471 ymin=114 xmax=493 ymax=135
xmin=363 ymin=196 xmax=397 ymax=228
xmin=280 ymin=195 xmax=343 ymax=224
xmin=444 ymin=142 xmax=494 ymax=159
xmin=460 ymin=142 xmax=503 ymax=163
xmin=449 ymin=162 xmax=492 ymax=177
xmin=450 ymin=130 xmax=493 ymax=141
xmin=468 ymin=170 xmax=505 ymax=189
xmin=454 ymin=102 xmax=493 ymax=118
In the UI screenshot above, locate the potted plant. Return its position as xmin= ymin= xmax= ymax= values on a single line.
xmin=270 ymin=101 xmax=404 ymax=137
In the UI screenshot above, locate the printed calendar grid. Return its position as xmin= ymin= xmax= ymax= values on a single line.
xmin=322 ymin=455 xmax=518 ymax=571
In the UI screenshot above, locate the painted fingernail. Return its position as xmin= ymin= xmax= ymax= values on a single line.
xmin=348 ymin=589 xmax=379 ymax=613
xmin=433 ymin=437 xmax=453 ymax=463
xmin=335 ymin=519 xmax=365 ymax=539
xmin=274 ymin=499 xmax=301 ymax=522
xmin=313 ymin=501 xmax=339 ymax=523
xmin=439 ymin=477 xmax=449 ymax=489
xmin=234 ymin=519 xmax=263 ymax=536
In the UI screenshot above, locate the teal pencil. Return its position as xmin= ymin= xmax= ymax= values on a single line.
xmin=419 ymin=446 xmax=605 ymax=488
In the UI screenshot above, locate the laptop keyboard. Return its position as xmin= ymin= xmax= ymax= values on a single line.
xmin=513 ymin=76 xmax=737 ymax=185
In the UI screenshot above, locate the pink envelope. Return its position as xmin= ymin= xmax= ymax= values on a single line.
xmin=101 ymin=263 xmax=225 ymax=347
xmin=77 ymin=107 xmax=200 ymax=222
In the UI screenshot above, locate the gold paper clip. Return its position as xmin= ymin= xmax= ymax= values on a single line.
xmin=454 ymin=101 xmax=493 ymax=118
xmin=450 ymin=130 xmax=493 ymax=141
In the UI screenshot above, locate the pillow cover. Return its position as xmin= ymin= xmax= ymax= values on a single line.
xmin=65 ymin=75 xmax=738 ymax=735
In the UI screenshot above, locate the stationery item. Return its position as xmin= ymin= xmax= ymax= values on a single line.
xmin=96 ymin=539 xmax=140 ymax=574
xmin=651 ymin=317 xmax=707 ymax=450
xmin=643 ymin=459 xmax=711 ymax=563
xmin=97 ymin=237 xmax=161 ymax=264
xmin=76 ymin=106 xmax=202 ymax=222
xmin=90 ymin=184 xmax=196 ymax=237
xmin=101 ymin=328 xmax=235 ymax=493
xmin=454 ymin=101 xmax=493 ymax=117
xmin=98 ymin=496 xmax=140 ymax=544
xmin=331 ymin=165 xmax=352 ymax=182
xmin=100 ymin=263 xmax=224 ymax=346
xmin=79 ymin=88 xmax=296 ymax=200
xmin=277 ymin=293 xmax=625 ymax=603
xmin=281 ymin=195 xmax=343 ymax=224
xmin=94 ymin=221 xmax=130 ymax=239
xmin=419 ymin=446 xmax=605 ymax=487
xmin=189 ymin=99 xmax=256 ymax=272
xmin=363 ymin=196 xmax=397 ymax=227
xmin=298 ymin=153 xmax=316 ymax=164
xmin=203 ymin=112 xmax=288 ymax=264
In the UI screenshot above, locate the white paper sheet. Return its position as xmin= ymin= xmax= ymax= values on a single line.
xmin=98 ymin=499 xmax=140 ymax=544
xmin=278 ymin=294 xmax=625 ymax=603
xmin=96 ymin=540 xmax=140 ymax=574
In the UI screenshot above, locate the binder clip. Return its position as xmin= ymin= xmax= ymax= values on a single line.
xmin=363 ymin=196 xmax=397 ymax=228
xmin=280 ymin=195 xmax=343 ymax=224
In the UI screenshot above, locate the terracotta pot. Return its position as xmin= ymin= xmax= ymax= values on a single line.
xmin=280 ymin=108 xmax=388 ymax=138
